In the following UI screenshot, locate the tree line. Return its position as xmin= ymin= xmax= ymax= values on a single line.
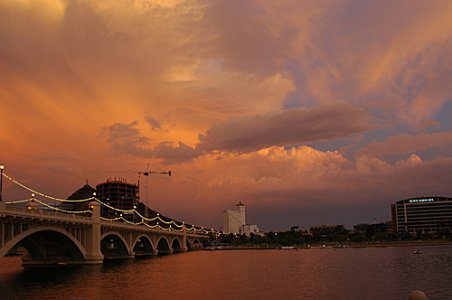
xmin=214 ymin=224 xmax=452 ymax=246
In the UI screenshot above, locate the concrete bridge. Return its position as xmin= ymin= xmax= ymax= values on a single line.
xmin=0 ymin=201 xmax=207 ymax=265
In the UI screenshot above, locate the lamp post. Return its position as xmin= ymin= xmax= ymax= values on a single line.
xmin=0 ymin=164 xmax=4 ymax=202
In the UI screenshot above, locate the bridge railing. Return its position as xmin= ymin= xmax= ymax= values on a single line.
xmin=1 ymin=169 xmax=223 ymax=236
xmin=2 ymin=204 xmax=92 ymax=222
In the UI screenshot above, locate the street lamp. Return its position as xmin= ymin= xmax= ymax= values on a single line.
xmin=0 ymin=164 xmax=4 ymax=202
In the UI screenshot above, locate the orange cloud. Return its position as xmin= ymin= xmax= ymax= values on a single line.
xmin=358 ymin=132 xmax=452 ymax=158
xmin=1 ymin=0 xmax=452 ymax=229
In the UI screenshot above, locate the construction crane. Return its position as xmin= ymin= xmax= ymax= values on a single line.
xmin=138 ymin=170 xmax=171 ymax=177
xmin=137 ymin=168 xmax=171 ymax=207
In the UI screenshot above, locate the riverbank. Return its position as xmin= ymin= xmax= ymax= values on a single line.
xmin=205 ymin=240 xmax=452 ymax=250
xmin=347 ymin=240 xmax=452 ymax=248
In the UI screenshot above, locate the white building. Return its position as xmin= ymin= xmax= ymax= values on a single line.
xmin=223 ymin=202 xmax=246 ymax=234
xmin=241 ymin=224 xmax=263 ymax=237
xmin=223 ymin=202 xmax=263 ymax=236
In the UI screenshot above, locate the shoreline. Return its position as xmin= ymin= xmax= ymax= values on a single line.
xmin=347 ymin=240 xmax=452 ymax=248
xmin=205 ymin=240 xmax=452 ymax=251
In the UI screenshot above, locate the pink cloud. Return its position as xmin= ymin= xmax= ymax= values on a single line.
xmin=357 ymin=132 xmax=452 ymax=157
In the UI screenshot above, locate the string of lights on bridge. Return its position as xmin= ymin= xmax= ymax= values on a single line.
xmin=2 ymin=171 xmax=220 ymax=236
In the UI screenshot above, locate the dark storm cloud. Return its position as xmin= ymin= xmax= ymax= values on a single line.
xmin=101 ymin=121 xmax=199 ymax=164
xmin=197 ymin=103 xmax=373 ymax=153
xmin=144 ymin=115 xmax=162 ymax=130
xmin=100 ymin=121 xmax=152 ymax=157
xmin=151 ymin=141 xmax=201 ymax=164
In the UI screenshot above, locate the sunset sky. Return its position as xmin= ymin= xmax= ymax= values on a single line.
xmin=1 ymin=0 xmax=452 ymax=231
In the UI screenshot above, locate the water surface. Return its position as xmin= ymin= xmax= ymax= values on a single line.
xmin=0 ymin=245 xmax=451 ymax=299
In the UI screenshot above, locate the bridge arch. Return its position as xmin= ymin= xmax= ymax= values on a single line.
xmin=188 ymin=238 xmax=202 ymax=250
xmin=0 ymin=226 xmax=86 ymax=263
xmin=101 ymin=232 xmax=131 ymax=259
xmin=171 ymin=238 xmax=182 ymax=253
xmin=156 ymin=236 xmax=171 ymax=254
xmin=132 ymin=235 xmax=155 ymax=257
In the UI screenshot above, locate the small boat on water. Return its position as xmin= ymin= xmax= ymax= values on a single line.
xmin=205 ymin=246 xmax=223 ymax=251
xmin=413 ymin=250 xmax=423 ymax=254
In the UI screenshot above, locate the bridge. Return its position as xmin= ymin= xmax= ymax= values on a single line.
xmin=0 ymin=167 xmax=218 ymax=265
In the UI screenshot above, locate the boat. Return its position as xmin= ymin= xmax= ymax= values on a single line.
xmin=413 ymin=250 xmax=423 ymax=254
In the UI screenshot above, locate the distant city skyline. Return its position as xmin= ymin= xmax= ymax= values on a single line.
xmin=1 ymin=1 xmax=452 ymax=232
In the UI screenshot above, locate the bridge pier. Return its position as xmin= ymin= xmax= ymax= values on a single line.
xmin=181 ymin=228 xmax=188 ymax=252
xmin=85 ymin=201 xmax=104 ymax=264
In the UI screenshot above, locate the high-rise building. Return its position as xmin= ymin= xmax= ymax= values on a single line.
xmin=391 ymin=196 xmax=452 ymax=233
xmin=223 ymin=202 xmax=246 ymax=234
xmin=96 ymin=178 xmax=139 ymax=220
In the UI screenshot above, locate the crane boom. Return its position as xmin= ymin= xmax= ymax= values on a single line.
xmin=137 ymin=169 xmax=171 ymax=203
xmin=139 ymin=170 xmax=171 ymax=176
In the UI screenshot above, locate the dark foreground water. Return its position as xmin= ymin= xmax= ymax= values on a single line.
xmin=0 ymin=245 xmax=451 ymax=300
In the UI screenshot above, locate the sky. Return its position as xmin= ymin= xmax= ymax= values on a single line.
xmin=1 ymin=0 xmax=452 ymax=231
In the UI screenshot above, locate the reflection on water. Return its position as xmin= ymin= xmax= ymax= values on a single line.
xmin=0 ymin=245 xmax=451 ymax=300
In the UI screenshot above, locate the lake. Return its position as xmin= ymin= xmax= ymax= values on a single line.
xmin=0 ymin=245 xmax=451 ymax=299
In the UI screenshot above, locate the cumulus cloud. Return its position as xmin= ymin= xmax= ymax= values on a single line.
xmin=153 ymin=145 xmax=452 ymax=229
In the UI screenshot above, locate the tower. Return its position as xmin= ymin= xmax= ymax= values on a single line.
xmin=223 ymin=202 xmax=246 ymax=234
xmin=236 ymin=202 xmax=246 ymax=226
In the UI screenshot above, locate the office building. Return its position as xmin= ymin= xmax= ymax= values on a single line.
xmin=391 ymin=196 xmax=452 ymax=233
